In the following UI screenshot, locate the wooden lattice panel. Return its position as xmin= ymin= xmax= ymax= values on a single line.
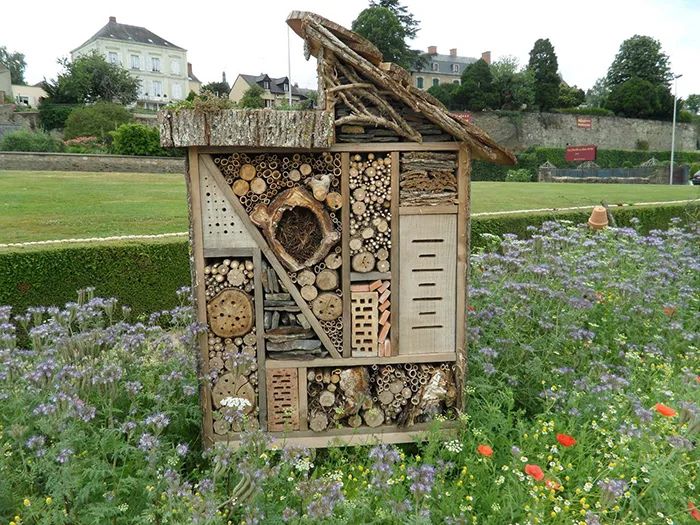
xmin=398 ymin=214 xmax=457 ymax=354
xmin=200 ymin=163 xmax=256 ymax=249
xmin=351 ymin=292 xmax=379 ymax=357
xmin=266 ymin=368 xmax=300 ymax=431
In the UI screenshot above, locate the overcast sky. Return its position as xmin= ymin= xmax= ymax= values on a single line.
xmin=4 ymin=0 xmax=699 ymax=99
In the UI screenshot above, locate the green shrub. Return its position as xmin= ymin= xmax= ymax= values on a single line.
xmin=554 ymin=107 xmax=614 ymax=116
xmin=0 ymin=129 xmax=61 ymax=152
xmin=38 ymin=101 xmax=75 ymax=130
xmin=111 ymin=123 xmax=168 ymax=156
xmin=635 ymin=139 xmax=649 ymax=151
xmin=0 ymin=240 xmax=190 ymax=319
xmin=504 ymin=168 xmax=532 ymax=182
xmin=678 ymin=110 xmax=693 ymax=123
xmin=63 ymin=102 xmax=133 ymax=140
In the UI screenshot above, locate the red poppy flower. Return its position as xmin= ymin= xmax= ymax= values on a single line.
xmin=525 ymin=464 xmax=544 ymax=481
xmin=545 ymin=478 xmax=562 ymax=491
xmin=477 ymin=445 xmax=493 ymax=458
xmin=689 ymin=502 xmax=700 ymax=521
xmin=556 ymin=433 xmax=577 ymax=447
xmin=467 ymin=305 xmax=475 ymax=312
xmin=654 ymin=403 xmax=677 ymax=417
xmin=663 ymin=307 xmax=677 ymax=318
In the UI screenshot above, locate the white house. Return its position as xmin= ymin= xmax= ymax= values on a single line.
xmin=71 ymin=16 xmax=191 ymax=110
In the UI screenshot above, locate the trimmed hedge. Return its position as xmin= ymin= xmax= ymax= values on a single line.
xmin=0 ymin=241 xmax=191 ymax=319
xmin=0 ymin=204 xmax=695 ymax=316
xmin=472 ymin=147 xmax=700 ymax=182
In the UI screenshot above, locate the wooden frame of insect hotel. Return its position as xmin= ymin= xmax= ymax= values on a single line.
xmin=159 ymin=11 xmax=515 ymax=448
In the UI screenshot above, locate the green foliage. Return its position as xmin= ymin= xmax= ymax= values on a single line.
xmin=0 ymin=46 xmax=27 ymax=85
xmin=606 ymin=35 xmax=672 ymax=88
xmin=554 ymin=107 xmax=614 ymax=116
xmin=686 ymin=94 xmax=700 ymax=114
xmin=43 ymin=51 xmax=139 ymax=105
xmin=352 ymin=7 xmax=415 ymax=70
xmin=556 ymin=84 xmax=585 ymax=108
xmin=427 ymin=82 xmax=458 ymax=107
xmin=111 ymin=123 xmax=168 ymax=156
xmin=504 ymin=168 xmax=533 ymax=182
xmin=471 ymin=146 xmax=700 ymax=181
xmin=38 ymin=101 xmax=75 ymax=131
xmin=62 ymin=136 xmax=108 ymax=154
xmin=0 ymin=241 xmax=190 ymax=318
xmin=605 ymin=78 xmax=661 ymax=119
xmin=528 ymin=38 xmax=560 ymax=111
xmin=63 ymin=103 xmax=133 ymax=140
xmin=585 ymin=77 xmax=610 ymax=108
xmin=0 ymin=129 xmax=61 ymax=152
xmin=200 ymin=80 xmax=231 ymax=97
xmin=491 ymin=56 xmax=535 ymax=110
xmin=237 ymin=85 xmax=265 ymax=109
xmin=453 ymin=59 xmax=499 ymax=111
xmin=166 ymin=89 xmax=237 ymax=112
xmin=635 ymin=139 xmax=649 ymax=151
xmin=185 ymin=90 xmax=197 ymax=101
xmin=369 ymin=0 xmax=419 ymax=39
xmin=678 ymin=110 xmax=693 ymax=124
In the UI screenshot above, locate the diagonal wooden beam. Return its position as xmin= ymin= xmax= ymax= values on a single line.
xmin=200 ymin=154 xmax=342 ymax=359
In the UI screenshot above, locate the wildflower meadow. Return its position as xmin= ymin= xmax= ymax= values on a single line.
xmin=1 ymin=218 xmax=698 ymax=524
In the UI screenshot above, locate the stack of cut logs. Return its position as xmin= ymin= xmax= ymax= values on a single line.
xmin=214 ymin=152 xmax=342 ymax=217
xmin=204 ymin=258 xmax=259 ymax=435
xmin=400 ymin=152 xmax=458 ymax=206
xmin=349 ymin=153 xmax=392 ymax=274
xmin=350 ymin=279 xmax=391 ymax=357
xmin=306 ymin=363 xmax=457 ymax=431
xmin=261 ymin=260 xmax=328 ymax=361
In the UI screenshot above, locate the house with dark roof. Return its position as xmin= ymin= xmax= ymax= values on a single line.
xmin=71 ymin=16 xmax=196 ymax=109
xmin=411 ymin=46 xmax=492 ymax=90
xmin=229 ymin=73 xmax=309 ymax=108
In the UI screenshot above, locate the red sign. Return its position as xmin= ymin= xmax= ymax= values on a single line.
xmin=451 ymin=111 xmax=472 ymax=124
xmin=565 ymin=146 xmax=597 ymax=162
xmin=577 ymin=117 xmax=592 ymax=129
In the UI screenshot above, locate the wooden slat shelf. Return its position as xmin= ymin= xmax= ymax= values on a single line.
xmin=350 ymin=271 xmax=391 ymax=282
xmin=399 ymin=205 xmax=459 ymax=216
xmin=204 ymin=248 xmax=256 ymax=258
xmin=265 ymin=352 xmax=457 ymax=369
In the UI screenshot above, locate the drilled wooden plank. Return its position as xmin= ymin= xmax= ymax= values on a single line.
xmin=298 ymin=367 xmax=309 ymax=431
xmin=341 ymin=152 xmax=352 ymax=358
xmin=253 ymin=248 xmax=267 ymax=429
xmin=398 ymin=214 xmax=457 ymax=355
xmin=266 ymin=368 xmax=300 ymax=432
xmin=456 ymin=146 xmax=471 ymax=410
xmin=390 ymin=151 xmax=400 ymax=356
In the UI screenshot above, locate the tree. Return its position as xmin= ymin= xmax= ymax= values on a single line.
xmin=685 ymin=94 xmax=700 ymax=114
xmin=453 ymin=59 xmax=499 ymax=111
xmin=63 ymin=102 xmax=133 ymax=140
xmin=238 ymin=85 xmax=265 ymax=109
xmin=202 ymin=72 xmax=230 ymax=97
xmin=528 ymin=38 xmax=560 ymax=111
xmin=491 ymin=56 xmax=535 ymax=110
xmin=427 ymin=82 xmax=458 ymax=108
xmin=43 ymin=51 xmax=139 ymax=105
xmin=352 ymin=7 xmax=413 ymax=69
xmin=606 ymin=35 xmax=672 ymax=89
xmin=605 ymin=77 xmax=660 ymax=118
xmin=0 ymin=46 xmax=27 ymax=85
xmin=556 ymin=84 xmax=585 ymax=108
xmin=369 ymin=0 xmax=419 ymax=39
xmin=585 ymin=77 xmax=610 ymax=108
xmin=112 ymin=123 xmax=168 ymax=156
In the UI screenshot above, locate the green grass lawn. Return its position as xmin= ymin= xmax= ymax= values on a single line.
xmin=0 ymin=170 xmax=698 ymax=244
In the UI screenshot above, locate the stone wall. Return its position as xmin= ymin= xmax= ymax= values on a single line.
xmin=471 ymin=111 xmax=700 ymax=153
xmin=0 ymin=151 xmax=185 ymax=173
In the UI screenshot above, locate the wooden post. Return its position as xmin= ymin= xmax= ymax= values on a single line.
xmin=341 ymin=152 xmax=352 ymax=357
xmin=253 ymin=248 xmax=268 ymax=430
xmin=455 ymin=145 xmax=470 ymax=411
xmin=188 ymin=148 xmax=215 ymax=448
xmin=389 ymin=151 xmax=400 ymax=356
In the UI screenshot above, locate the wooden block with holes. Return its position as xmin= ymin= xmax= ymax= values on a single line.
xmin=398 ymin=214 xmax=457 ymax=354
xmin=351 ymin=292 xmax=379 ymax=357
xmin=266 ymin=368 xmax=300 ymax=431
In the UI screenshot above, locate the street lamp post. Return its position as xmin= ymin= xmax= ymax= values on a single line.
xmin=669 ymin=73 xmax=683 ymax=185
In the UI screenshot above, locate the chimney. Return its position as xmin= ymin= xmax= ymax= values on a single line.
xmin=187 ymin=62 xmax=193 ymax=76
xmin=450 ymin=48 xmax=457 ymax=57
xmin=109 ymin=16 xmax=116 ymax=23
xmin=428 ymin=46 xmax=437 ymax=54
xmin=481 ymin=51 xmax=491 ymax=65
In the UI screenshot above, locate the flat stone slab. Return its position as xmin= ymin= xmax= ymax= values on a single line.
xmin=266 ymin=339 xmax=322 ymax=352
xmin=265 ymin=293 xmax=292 ymax=301
xmin=265 ymin=327 xmax=316 ymax=342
